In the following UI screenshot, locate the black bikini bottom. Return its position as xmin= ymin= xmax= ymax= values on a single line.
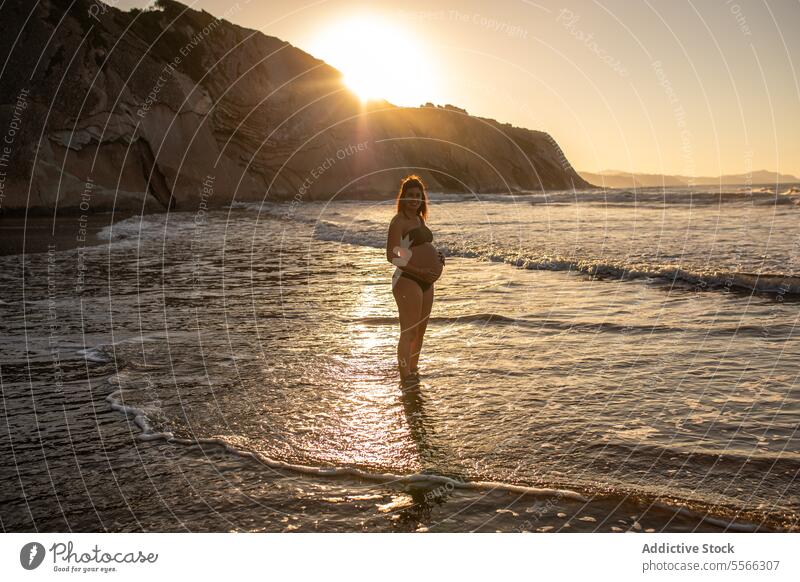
xmin=400 ymin=271 xmax=432 ymax=293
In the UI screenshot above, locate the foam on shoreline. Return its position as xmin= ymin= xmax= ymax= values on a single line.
xmin=100 ymin=368 xmax=774 ymax=533
xmin=308 ymin=218 xmax=800 ymax=298
xmin=104 ymin=379 xmax=586 ymax=500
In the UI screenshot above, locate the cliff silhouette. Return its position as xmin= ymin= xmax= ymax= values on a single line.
xmin=0 ymin=0 xmax=591 ymax=213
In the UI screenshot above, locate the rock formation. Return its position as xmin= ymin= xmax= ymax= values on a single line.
xmin=0 ymin=0 xmax=591 ymax=214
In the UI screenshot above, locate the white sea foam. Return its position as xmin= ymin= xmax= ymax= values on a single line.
xmin=226 ymin=201 xmax=268 ymax=211
xmin=96 ymin=213 xmax=169 ymax=242
xmin=96 ymin=212 xmax=201 ymax=243
xmin=103 ymin=372 xmax=775 ymax=532
xmin=661 ymin=504 xmax=760 ymax=533
xmin=102 ymin=375 xmax=587 ymax=501
xmin=78 ymin=346 xmax=113 ymax=363
xmin=310 ymin=219 xmax=800 ymax=297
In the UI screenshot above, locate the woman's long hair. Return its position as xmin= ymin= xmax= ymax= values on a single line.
xmin=395 ymin=174 xmax=429 ymax=220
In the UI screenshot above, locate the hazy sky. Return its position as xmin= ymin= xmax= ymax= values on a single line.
xmin=119 ymin=0 xmax=800 ymax=177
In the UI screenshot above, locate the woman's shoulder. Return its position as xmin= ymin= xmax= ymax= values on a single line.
xmin=390 ymin=213 xmax=413 ymax=227
xmin=391 ymin=213 xmax=423 ymax=224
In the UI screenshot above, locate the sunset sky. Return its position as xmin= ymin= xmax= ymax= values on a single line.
xmin=119 ymin=0 xmax=800 ymax=178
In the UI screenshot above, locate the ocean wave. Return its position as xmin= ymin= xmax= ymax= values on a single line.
xmin=354 ymin=313 xmax=688 ymax=334
xmin=528 ymin=190 xmax=797 ymax=206
xmin=97 ymin=214 xmax=161 ymax=241
xmin=507 ymin=261 xmax=800 ymax=297
xmin=227 ymin=188 xmax=800 ymax=215
xmin=77 ymin=346 xmax=114 ymax=363
xmin=89 ymin=326 xmax=782 ymax=531
xmin=656 ymin=504 xmax=760 ymax=532
xmin=355 ymin=314 xmax=798 ymax=337
xmin=226 ymin=201 xmax=269 ymax=212
xmin=96 ymin=213 xmax=173 ymax=242
xmin=309 ymin=220 xmax=800 ymax=298
xmin=356 ymin=313 xmax=518 ymax=325
xmin=437 ymin=187 xmax=798 ymax=207
xmin=96 ymin=211 xmax=207 ymax=243
xmin=595 ymin=442 xmax=800 ymax=473
xmin=101 ymin=374 xmax=775 ymax=532
xmin=96 ymin=338 xmax=588 ymax=502
xmin=101 ymin=203 xmax=800 ymax=298
xmin=102 ymin=376 xmax=586 ymax=500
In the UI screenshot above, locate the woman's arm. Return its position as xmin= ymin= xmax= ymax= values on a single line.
xmin=386 ymin=216 xmax=403 ymax=264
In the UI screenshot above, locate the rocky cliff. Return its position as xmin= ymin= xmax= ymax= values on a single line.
xmin=0 ymin=0 xmax=591 ymax=214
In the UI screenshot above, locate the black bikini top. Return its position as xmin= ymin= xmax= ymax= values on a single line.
xmin=403 ymin=220 xmax=433 ymax=247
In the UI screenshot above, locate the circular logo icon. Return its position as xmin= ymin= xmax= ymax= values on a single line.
xmin=20 ymin=542 xmax=45 ymax=570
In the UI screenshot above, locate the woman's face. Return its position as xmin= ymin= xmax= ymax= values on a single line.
xmin=403 ymin=186 xmax=423 ymax=212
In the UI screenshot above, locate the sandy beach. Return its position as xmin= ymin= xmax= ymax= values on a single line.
xmin=0 ymin=212 xmax=135 ymax=257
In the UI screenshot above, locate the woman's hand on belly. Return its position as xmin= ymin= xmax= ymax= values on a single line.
xmin=401 ymin=264 xmax=439 ymax=283
xmin=405 ymin=243 xmax=443 ymax=283
xmin=417 ymin=267 xmax=441 ymax=283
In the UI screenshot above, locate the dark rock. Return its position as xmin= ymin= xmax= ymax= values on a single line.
xmin=0 ymin=0 xmax=591 ymax=214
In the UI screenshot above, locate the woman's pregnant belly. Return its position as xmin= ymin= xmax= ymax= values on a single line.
xmin=407 ymin=242 xmax=443 ymax=282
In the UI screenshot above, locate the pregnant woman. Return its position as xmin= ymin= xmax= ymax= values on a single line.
xmin=386 ymin=175 xmax=445 ymax=388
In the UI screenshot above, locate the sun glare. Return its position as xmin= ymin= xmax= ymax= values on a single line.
xmin=308 ymin=14 xmax=439 ymax=106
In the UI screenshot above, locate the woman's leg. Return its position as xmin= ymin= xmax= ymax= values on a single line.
xmin=392 ymin=276 xmax=424 ymax=379
xmin=409 ymin=285 xmax=434 ymax=373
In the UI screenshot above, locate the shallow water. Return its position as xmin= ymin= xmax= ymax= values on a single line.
xmin=1 ymin=187 xmax=798 ymax=532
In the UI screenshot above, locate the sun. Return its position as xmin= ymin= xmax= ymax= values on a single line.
xmin=307 ymin=14 xmax=439 ymax=106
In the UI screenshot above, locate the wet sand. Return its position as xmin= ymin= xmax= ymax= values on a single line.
xmin=0 ymin=212 xmax=135 ymax=256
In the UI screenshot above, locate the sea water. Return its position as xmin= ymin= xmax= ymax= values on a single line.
xmin=1 ymin=186 xmax=798 ymax=532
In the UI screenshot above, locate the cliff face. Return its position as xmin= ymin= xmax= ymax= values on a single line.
xmin=0 ymin=0 xmax=590 ymax=214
